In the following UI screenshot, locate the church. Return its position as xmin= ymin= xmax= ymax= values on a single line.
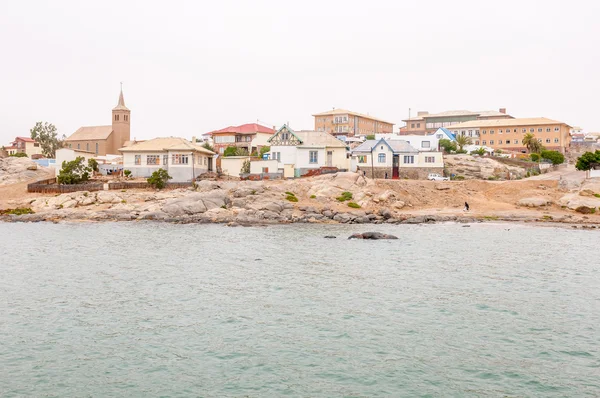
xmin=65 ymin=87 xmax=131 ymax=156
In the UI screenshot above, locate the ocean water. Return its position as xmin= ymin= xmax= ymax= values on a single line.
xmin=0 ymin=222 xmax=599 ymax=397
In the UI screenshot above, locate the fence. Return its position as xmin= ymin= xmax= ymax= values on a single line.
xmin=27 ymin=178 xmax=104 ymax=194
xmin=107 ymin=181 xmax=194 ymax=190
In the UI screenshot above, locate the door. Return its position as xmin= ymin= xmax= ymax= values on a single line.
xmin=326 ymin=151 xmax=333 ymax=167
xmin=392 ymin=155 xmax=399 ymax=179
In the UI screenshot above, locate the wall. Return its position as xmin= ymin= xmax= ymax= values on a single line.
xmin=270 ymin=146 xmax=298 ymax=167
xmin=250 ymin=160 xmax=279 ymax=174
xmin=55 ymin=149 xmax=95 ymax=176
xmin=66 ymin=139 xmax=109 ymax=156
xmin=416 ymin=152 xmax=444 ymax=168
xmin=359 ymin=166 xmax=444 ymax=179
xmin=390 ymin=135 xmax=440 ymax=151
xmin=251 ymin=133 xmax=273 ymax=150
xmin=220 ymin=156 xmax=251 ymax=177
xmin=24 ymin=142 xmax=43 ymax=157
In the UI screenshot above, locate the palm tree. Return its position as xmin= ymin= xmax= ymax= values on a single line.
xmin=523 ymin=133 xmax=542 ymax=153
xmin=455 ymin=134 xmax=473 ymax=152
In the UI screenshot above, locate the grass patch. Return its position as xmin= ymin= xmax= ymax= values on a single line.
xmin=483 ymin=216 xmax=499 ymax=220
xmin=452 ymin=175 xmax=465 ymax=181
xmin=121 ymin=200 xmax=127 ymax=204
xmin=347 ymin=202 xmax=361 ymax=209
xmin=251 ymin=190 xmax=257 ymax=195
xmin=542 ymin=215 xmax=553 ymax=221
xmin=336 ymin=191 xmax=353 ymax=202
xmin=221 ymin=204 xmax=227 ymax=209
xmin=286 ymin=195 xmax=298 ymax=202
xmin=0 ymin=208 xmax=35 ymax=216
xmin=310 ymin=195 xmax=316 ymax=199
xmin=285 ymin=191 xmax=295 ymax=196
xmin=594 ymin=193 xmax=600 ymax=198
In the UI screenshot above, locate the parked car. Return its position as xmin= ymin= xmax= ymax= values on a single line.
xmin=427 ymin=173 xmax=449 ymax=181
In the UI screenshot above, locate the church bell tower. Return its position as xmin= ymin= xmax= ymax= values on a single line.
xmin=111 ymin=83 xmax=131 ymax=152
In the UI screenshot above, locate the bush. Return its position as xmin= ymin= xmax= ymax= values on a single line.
xmin=455 ymin=149 xmax=467 ymax=154
xmin=366 ymin=134 xmax=375 ymax=140
xmin=347 ymin=202 xmax=361 ymax=208
xmin=439 ymin=139 xmax=457 ymax=153
xmin=0 ymin=207 xmax=34 ymax=215
xmin=57 ymin=156 xmax=91 ymax=185
xmin=575 ymin=206 xmax=596 ymax=214
xmin=336 ymin=191 xmax=353 ymax=202
xmin=285 ymin=191 xmax=295 ymax=196
xmin=260 ymin=146 xmax=270 ymax=156
xmin=123 ymin=169 xmax=132 ymax=177
xmin=223 ymin=146 xmax=238 ymax=157
xmin=495 ymin=149 xmax=503 ymax=154
xmin=530 ymin=153 xmax=540 ymax=161
xmin=147 ymin=168 xmax=172 ymax=189
xmin=9 ymin=152 xmax=28 ymax=157
xmin=541 ymin=150 xmax=565 ymax=165
xmin=88 ymin=158 xmax=99 ymax=172
xmin=594 ymin=193 xmax=600 ymax=198
xmin=470 ymin=147 xmax=486 ymax=156
xmin=575 ymin=150 xmax=600 ymax=171
xmin=240 ymin=159 xmax=250 ymax=174
xmin=452 ymin=175 xmax=465 ymax=181
xmin=310 ymin=195 xmax=316 ymax=199
xmin=201 ymin=142 xmax=215 ymax=152
xmin=286 ymin=194 xmax=298 ymax=202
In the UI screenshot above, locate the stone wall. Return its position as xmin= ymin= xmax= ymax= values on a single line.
xmin=357 ymin=166 xmax=443 ymax=179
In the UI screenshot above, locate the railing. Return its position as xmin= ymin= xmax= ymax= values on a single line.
xmin=27 ymin=178 xmax=104 ymax=193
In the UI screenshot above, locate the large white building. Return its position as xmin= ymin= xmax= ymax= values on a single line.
xmin=119 ymin=137 xmax=215 ymax=182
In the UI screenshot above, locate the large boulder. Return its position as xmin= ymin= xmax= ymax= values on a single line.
xmin=96 ymin=191 xmax=123 ymax=204
xmin=348 ymin=232 xmax=398 ymax=240
xmin=558 ymin=194 xmax=600 ymax=211
xmin=161 ymin=191 xmax=229 ymax=216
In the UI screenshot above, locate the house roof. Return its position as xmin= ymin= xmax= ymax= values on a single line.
xmin=294 ymin=131 xmax=347 ymax=148
xmin=447 ymin=117 xmax=571 ymax=129
xmin=312 ymin=108 xmax=394 ymax=125
xmin=436 ymin=127 xmax=456 ymax=140
xmin=352 ymin=138 xmax=418 ymax=154
xmin=14 ymin=136 xmax=36 ymax=142
xmin=118 ymin=137 xmax=215 ymax=154
xmin=207 ymin=123 xmax=275 ymax=136
xmin=403 ymin=109 xmax=511 ymax=122
xmin=66 ymin=125 xmax=114 ymax=141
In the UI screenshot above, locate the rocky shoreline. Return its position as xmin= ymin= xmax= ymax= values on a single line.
xmin=2 ymin=172 xmax=600 ymax=228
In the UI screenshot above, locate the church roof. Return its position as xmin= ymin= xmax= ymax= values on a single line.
xmin=66 ymin=125 xmax=113 ymax=141
xmin=112 ymin=88 xmax=129 ymax=111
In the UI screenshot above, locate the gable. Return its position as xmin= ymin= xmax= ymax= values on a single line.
xmin=268 ymin=125 xmax=303 ymax=146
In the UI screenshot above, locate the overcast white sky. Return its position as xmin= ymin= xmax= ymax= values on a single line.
xmin=1 ymin=0 xmax=599 ymax=144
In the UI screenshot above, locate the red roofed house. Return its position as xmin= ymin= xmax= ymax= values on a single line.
xmin=9 ymin=136 xmax=43 ymax=157
xmin=207 ymin=123 xmax=275 ymax=155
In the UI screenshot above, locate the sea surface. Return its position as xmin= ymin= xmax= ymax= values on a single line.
xmin=0 ymin=222 xmax=599 ymax=397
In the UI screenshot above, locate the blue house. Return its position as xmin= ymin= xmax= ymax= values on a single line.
xmin=434 ymin=127 xmax=456 ymax=142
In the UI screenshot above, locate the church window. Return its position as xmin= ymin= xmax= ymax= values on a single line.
xmin=124 ymin=115 xmax=128 ymax=122
xmin=115 ymin=114 xmax=119 ymax=121
xmin=86 ymin=143 xmax=89 ymax=151
xmin=95 ymin=143 xmax=99 ymax=155
xmin=77 ymin=144 xmax=80 ymax=149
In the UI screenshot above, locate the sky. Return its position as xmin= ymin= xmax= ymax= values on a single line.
xmin=1 ymin=0 xmax=599 ymax=145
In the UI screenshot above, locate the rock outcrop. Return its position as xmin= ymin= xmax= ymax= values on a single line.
xmin=348 ymin=232 xmax=398 ymax=240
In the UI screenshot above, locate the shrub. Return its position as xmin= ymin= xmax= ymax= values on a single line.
xmin=147 ymin=168 xmax=172 ymax=189
xmin=347 ymin=202 xmax=361 ymax=208
xmin=530 ymin=153 xmax=540 ymax=162
xmin=336 ymin=191 xmax=353 ymax=202
xmin=260 ymin=146 xmax=270 ymax=156
xmin=594 ymin=193 xmax=600 ymax=198
xmin=285 ymin=191 xmax=295 ymax=196
xmin=453 ymin=175 xmax=465 ymax=181
xmin=310 ymin=195 xmax=316 ymax=199
xmin=9 ymin=152 xmax=28 ymax=157
xmin=123 ymin=169 xmax=132 ymax=177
xmin=88 ymin=158 xmax=99 ymax=172
xmin=57 ymin=156 xmax=91 ymax=185
xmin=541 ymin=150 xmax=565 ymax=165
xmin=575 ymin=150 xmax=600 ymax=171
xmin=439 ymin=139 xmax=457 ymax=153
xmin=286 ymin=194 xmax=298 ymax=202
xmin=495 ymin=149 xmax=503 ymax=154
xmin=240 ymin=159 xmax=250 ymax=174
xmin=223 ymin=146 xmax=238 ymax=157
xmin=455 ymin=149 xmax=467 ymax=154
xmin=575 ymin=206 xmax=595 ymax=214
xmin=365 ymin=134 xmax=376 ymax=140
xmin=0 ymin=207 xmax=34 ymax=215
xmin=470 ymin=147 xmax=486 ymax=156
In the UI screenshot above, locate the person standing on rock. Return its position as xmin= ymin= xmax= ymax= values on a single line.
xmin=464 ymin=201 xmax=470 ymax=212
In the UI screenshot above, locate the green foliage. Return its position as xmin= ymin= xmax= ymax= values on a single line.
xmin=365 ymin=134 xmax=376 ymax=140
xmin=439 ymin=139 xmax=457 ymax=153
xmin=575 ymin=150 xmax=600 ymax=171
xmin=88 ymin=158 xmax=99 ymax=172
xmin=575 ymin=206 xmax=596 ymax=214
xmin=495 ymin=149 xmax=503 ymax=154
xmin=455 ymin=149 xmax=467 ymax=154
xmin=540 ymin=150 xmax=565 ymax=165
xmin=260 ymin=146 xmax=270 ymax=156
xmin=30 ymin=121 xmax=65 ymax=158
xmin=201 ymin=142 xmax=215 ymax=152
xmin=336 ymin=191 xmax=353 ymax=202
xmin=470 ymin=147 xmax=486 ymax=156
xmin=0 ymin=207 xmax=34 ymax=215
xmin=530 ymin=153 xmax=540 ymax=162
xmin=123 ymin=169 xmax=132 ymax=177
xmin=9 ymin=152 xmax=28 ymax=157
xmin=240 ymin=159 xmax=250 ymax=174
xmin=455 ymin=135 xmax=472 ymax=151
xmin=523 ymin=133 xmax=543 ymax=154
xmin=147 ymin=168 xmax=172 ymax=189
xmin=594 ymin=194 xmax=600 ymax=198
xmin=310 ymin=195 xmax=316 ymax=199
xmin=286 ymin=194 xmax=298 ymax=202
xmin=452 ymin=175 xmax=465 ymax=180
xmin=223 ymin=146 xmax=238 ymax=157
xmin=487 ymin=176 xmax=499 ymax=180
xmin=347 ymin=202 xmax=361 ymax=208
xmin=57 ymin=156 xmax=91 ymax=185
xmin=285 ymin=191 xmax=295 ymax=196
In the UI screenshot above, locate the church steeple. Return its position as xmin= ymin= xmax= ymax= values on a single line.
xmin=111 ymin=83 xmax=131 ymax=151
xmin=112 ymin=82 xmax=129 ymax=111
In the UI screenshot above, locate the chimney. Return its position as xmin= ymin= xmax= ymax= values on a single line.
xmin=499 ymin=108 xmax=506 ymax=114
xmin=191 ymin=136 xmax=196 ymax=143
xmin=417 ymin=111 xmax=429 ymax=116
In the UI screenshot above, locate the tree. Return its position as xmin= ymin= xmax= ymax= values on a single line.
xmin=240 ymin=159 xmax=250 ymax=174
xmin=147 ymin=168 xmax=172 ymax=189
xmin=10 ymin=152 xmax=28 ymax=158
xmin=439 ymin=139 xmax=457 ymax=153
xmin=30 ymin=122 xmax=65 ymax=158
xmin=223 ymin=146 xmax=238 ymax=157
xmin=259 ymin=146 xmax=270 ymax=156
xmin=470 ymin=147 xmax=486 ymax=156
xmin=366 ymin=134 xmax=376 ymax=140
xmin=523 ymin=133 xmax=543 ymax=154
xmin=455 ymin=135 xmax=472 ymax=152
xmin=575 ymin=150 xmax=600 ymax=171
xmin=201 ymin=142 xmax=214 ymax=152
xmin=88 ymin=158 xmax=99 ymax=172
xmin=57 ymin=157 xmax=91 ymax=184
xmin=540 ymin=150 xmax=565 ymax=165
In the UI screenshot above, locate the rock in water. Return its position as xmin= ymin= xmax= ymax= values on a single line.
xmin=324 ymin=236 xmax=337 ymax=239
xmin=348 ymin=232 xmax=398 ymax=240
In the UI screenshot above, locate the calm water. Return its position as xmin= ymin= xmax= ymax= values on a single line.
xmin=1 ymin=222 xmax=599 ymax=397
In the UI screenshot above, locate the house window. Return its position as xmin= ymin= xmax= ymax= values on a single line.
xmin=475 ymin=141 xmax=480 ymax=145
xmin=530 ymin=128 xmax=535 ymax=132
xmin=482 ymin=140 xmax=487 ymax=145
xmin=425 ymin=156 xmax=435 ymax=163
xmin=134 ymin=155 xmax=141 ymax=165
xmin=522 ymin=128 xmax=527 ymax=133
xmin=546 ymin=128 xmax=551 ymax=132
xmin=499 ymin=140 xmax=503 ymax=144
xmin=115 ymin=114 xmax=119 ymax=121
xmin=403 ymin=155 xmax=414 ymax=164
xmin=554 ymin=127 xmax=560 ymax=132
xmin=482 ymin=130 xmax=487 ymax=135
xmin=411 ymin=123 xmax=415 ymax=128
xmin=34 ymin=143 xmax=40 ymax=147
xmin=417 ymin=123 xmax=420 ymax=128
xmin=554 ymin=138 xmax=559 ymax=143
xmin=421 ymin=141 xmax=430 ymax=148
xmin=271 ymin=152 xmax=281 ymax=161
xmin=124 ymin=115 xmax=128 ymax=122
xmin=499 ymin=129 xmax=503 ymax=134
xmin=147 ymin=155 xmax=160 ymax=165
xmin=378 ymin=153 xmax=386 ymax=163
xmin=163 ymin=155 xmax=168 ymax=165
xmin=546 ymin=138 xmax=551 ymax=143
xmin=77 ymin=144 xmax=80 ymax=149
xmin=357 ymin=155 xmax=367 ymax=163
xmin=172 ymin=154 xmax=189 ymax=164
xmin=506 ymin=140 xmax=511 ymax=144
xmin=514 ymin=129 xmax=517 ymax=133
xmin=309 ymin=151 xmax=318 ymax=164
xmin=490 ymin=140 xmax=494 ymax=145
xmin=490 ymin=130 xmax=495 ymax=134
xmin=538 ymin=138 xmax=542 ymax=142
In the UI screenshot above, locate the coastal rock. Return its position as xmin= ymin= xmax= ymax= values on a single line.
xmin=517 ymin=197 xmax=552 ymax=207
xmin=96 ymin=191 xmax=122 ymax=204
xmin=162 ymin=191 xmax=229 ymax=217
xmin=348 ymin=232 xmax=398 ymax=240
xmin=333 ymin=213 xmax=352 ymax=223
xmin=558 ymin=195 xmax=600 ymax=211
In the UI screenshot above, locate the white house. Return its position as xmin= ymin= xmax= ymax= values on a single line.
xmin=55 ymin=148 xmax=96 ymax=177
xmin=119 ymin=137 xmax=215 ymax=182
xmin=351 ymin=138 xmax=444 ymax=179
xmin=387 ymin=133 xmax=441 ymax=152
xmin=268 ymin=125 xmax=348 ymax=178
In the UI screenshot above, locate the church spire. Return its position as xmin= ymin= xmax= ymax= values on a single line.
xmin=113 ymin=82 xmax=129 ymax=111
